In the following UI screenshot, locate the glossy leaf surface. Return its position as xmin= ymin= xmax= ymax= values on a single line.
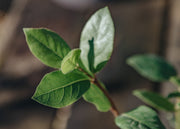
xmin=24 ymin=28 xmax=71 ymax=68
xmin=133 ymin=90 xmax=174 ymax=111
xmin=115 ymin=106 xmax=166 ymax=129
xmin=32 ymin=70 xmax=90 ymax=108
xmin=127 ymin=54 xmax=177 ymax=82
xmin=83 ymin=82 xmax=111 ymax=112
xmin=80 ymin=7 xmax=114 ymax=73
xmin=61 ymin=49 xmax=81 ymax=74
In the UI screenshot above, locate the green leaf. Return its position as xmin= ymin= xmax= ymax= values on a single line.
xmin=83 ymin=82 xmax=111 ymax=112
xmin=61 ymin=49 xmax=81 ymax=74
xmin=115 ymin=105 xmax=166 ymax=129
xmin=32 ymin=70 xmax=90 ymax=108
xmin=127 ymin=54 xmax=177 ymax=82
xmin=78 ymin=58 xmax=94 ymax=77
xmin=80 ymin=6 xmax=114 ymax=73
xmin=23 ymin=28 xmax=71 ymax=68
xmin=167 ymin=91 xmax=180 ymax=99
xmin=133 ymin=90 xmax=174 ymax=111
xmin=170 ymin=76 xmax=180 ymax=87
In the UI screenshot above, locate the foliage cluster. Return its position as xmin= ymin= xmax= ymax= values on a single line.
xmin=23 ymin=7 xmax=180 ymax=129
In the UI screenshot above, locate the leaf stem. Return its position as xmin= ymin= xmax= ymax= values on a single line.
xmin=93 ymin=76 xmax=119 ymax=117
xmin=77 ymin=67 xmax=93 ymax=78
xmin=77 ymin=66 xmax=119 ymax=117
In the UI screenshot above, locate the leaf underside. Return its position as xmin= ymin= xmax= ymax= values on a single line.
xmin=127 ymin=54 xmax=177 ymax=82
xmin=80 ymin=6 xmax=114 ymax=73
xmin=115 ymin=106 xmax=166 ymax=129
xmin=133 ymin=90 xmax=174 ymax=111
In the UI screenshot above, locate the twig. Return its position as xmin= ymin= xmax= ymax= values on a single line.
xmin=78 ymin=66 xmax=119 ymax=117
xmin=93 ymin=77 xmax=119 ymax=117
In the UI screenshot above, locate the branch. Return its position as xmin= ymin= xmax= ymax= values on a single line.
xmin=93 ymin=77 xmax=119 ymax=117
xmin=78 ymin=65 xmax=119 ymax=117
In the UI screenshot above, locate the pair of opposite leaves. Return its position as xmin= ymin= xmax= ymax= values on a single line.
xmin=24 ymin=7 xmax=168 ymax=129
xmin=23 ymin=7 xmax=114 ymax=112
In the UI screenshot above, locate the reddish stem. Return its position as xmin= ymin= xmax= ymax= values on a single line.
xmin=93 ymin=77 xmax=119 ymax=117
xmin=78 ymin=67 xmax=119 ymax=117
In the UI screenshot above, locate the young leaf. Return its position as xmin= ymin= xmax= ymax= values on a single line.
xmin=83 ymin=82 xmax=111 ymax=112
xmin=61 ymin=49 xmax=81 ymax=74
xmin=127 ymin=54 xmax=177 ymax=82
xmin=167 ymin=91 xmax=180 ymax=99
xmin=23 ymin=28 xmax=71 ymax=68
xmin=78 ymin=58 xmax=94 ymax=77
xmin=32 ymin=70 xmax=90 ymax=108
xmin=80 ymin=6 xmax=114 ymax=73
xmin=133 ymin=90 xmax=174 ymax=111
xmin=115 ymin=105 xmax=166 ymax=129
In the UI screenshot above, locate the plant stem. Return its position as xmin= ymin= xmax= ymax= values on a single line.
xmin=93 ymin=77 xmax=119 ymax=117
xmin=77 ymin=66 xmax=119 ymax=117
xmin=77 ymin=66 xmax=94 ymax=78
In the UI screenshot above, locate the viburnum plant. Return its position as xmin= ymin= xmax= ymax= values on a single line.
xmin=24 ymin=7 xmax=166 ymax=129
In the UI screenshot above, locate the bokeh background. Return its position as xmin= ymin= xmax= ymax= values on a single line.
xmin=0 ymin=0 xmax=180 ymax=129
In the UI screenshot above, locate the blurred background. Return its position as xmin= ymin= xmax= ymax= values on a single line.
xmin=0 ymin=0 xmax=180 ymax=129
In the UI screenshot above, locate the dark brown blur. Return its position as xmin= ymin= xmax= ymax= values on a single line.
xmin=0 ymin=0 xmax=179 ymax=129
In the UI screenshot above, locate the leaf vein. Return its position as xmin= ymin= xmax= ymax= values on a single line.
xmin=29 ymin=33 xmax=63 ymax=59
xmin=35 ymin=78 xmax=89 ymax=98
xmin=121 ymin=114 xmax=151 ymax=129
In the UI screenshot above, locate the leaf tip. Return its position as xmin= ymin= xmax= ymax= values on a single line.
xmin=133 ymin=90 xmax=143 ymax=99
xmin=126 ymin=57 xmax=131 ymax=65
xmin=102 ymin=6 xmax=110 ymax=12
xmin=126 ymin=55 xmax=137 ymax=67
xmin=31 ymin=95 xmax=36 ymax=102
xmin=104 ymin=6 xmax=109 ymax=10
xmin=132 ymin=89 xmax=138 ymax=95
xmin=23 ymin=28 xmax=31 ymax=34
